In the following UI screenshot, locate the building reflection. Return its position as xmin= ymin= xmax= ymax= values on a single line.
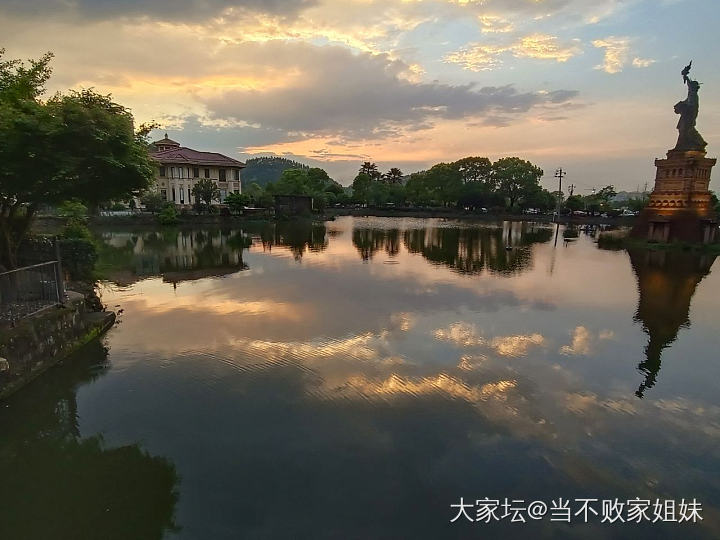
xmin=401 ymin=222 xmax=553 ymax=275
xmin=97 ymin=228 xmax=251 ymax=286
xmin=629 ymin=249 xmax=717 ymax=397
xmin=0 ymin=341 xmax=179 ymax=538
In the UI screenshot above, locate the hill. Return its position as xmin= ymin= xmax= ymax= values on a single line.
xmin=241 ymin=157 xmax=310 ymax=188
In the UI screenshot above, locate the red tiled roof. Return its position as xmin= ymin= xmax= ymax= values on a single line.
xmin=151 ymin=147 xmax=245 ymax=167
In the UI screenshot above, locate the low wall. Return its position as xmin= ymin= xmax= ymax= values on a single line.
xmin=0 ymin=292 xmax=115 ymax=399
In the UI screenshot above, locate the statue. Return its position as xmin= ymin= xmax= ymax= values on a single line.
xmin=674 ymin=61 xmax=707 ymax=152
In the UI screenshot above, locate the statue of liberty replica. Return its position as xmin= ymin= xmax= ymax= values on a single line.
xmin=631 ymin=63 xmax=718 ymax=244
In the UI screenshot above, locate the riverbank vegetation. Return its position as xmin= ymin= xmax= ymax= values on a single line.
xmin=0 ymin=50 xmax=155 ymax=270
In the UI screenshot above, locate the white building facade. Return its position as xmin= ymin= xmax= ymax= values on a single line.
xmin=150 ymin=135 xmax=244 ymax=205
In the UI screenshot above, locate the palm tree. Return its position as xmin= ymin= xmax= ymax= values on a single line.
xmin=384 ymin=167 xmax=404 ymax=184
xmin=359 ymin=162 xmax=380 ymax=181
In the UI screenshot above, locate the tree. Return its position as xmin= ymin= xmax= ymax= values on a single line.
xmin=565 ymin=194 xmax=584 ymax=213
xmin=225 ymin=192 xmax=251 ymax=214
xmin=140 ymin=192 xmax=166 ymax=214
xmin=359 ymin=162 xmax=381 ymax=181
xmin=191 ymin=178 xmax=220 ymax=212
xmin=351 ymin=173 xmax=373 ymax=205
xmin=384 ymin=167 xmax=404 ymax=184
xmin=492 ymin=157 xmax=544 ymax=209
xmin=405 ymin=172 xmax=433 ymax=206
xmin=425 ymin=163 xmax=463 ymax=206
xmin=453 ymin=157 xmax=494 ymax=187
xmin=0 ymin=50 xmax=155 ymax=270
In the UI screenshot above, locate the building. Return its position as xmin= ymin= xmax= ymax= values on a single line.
xmin=150 ymin=134 xmax=245 ymax=206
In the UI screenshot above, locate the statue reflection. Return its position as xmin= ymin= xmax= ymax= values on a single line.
xmin=629 ymin=249 xmax=717 ymax=397
xmin=0 ymin=341 xmax=180 ymax=538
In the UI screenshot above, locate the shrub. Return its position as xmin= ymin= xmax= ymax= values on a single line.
xmin=57 ymin=200 xmax=89 ymax=219
xmin=158 ymin=204 xmax=179 ymax=225
xmin=62 ymin=217 xmax=93 ymax=241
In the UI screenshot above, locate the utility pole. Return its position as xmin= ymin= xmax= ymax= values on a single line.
xmin=568 ymin=184 xmax=575 ymax=197
xmin=554 ymin=168 xmax=566 ymax=221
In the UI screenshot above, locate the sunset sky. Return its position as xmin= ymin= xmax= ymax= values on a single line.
xmin=1 ymin=0 xmax=718 ymax=190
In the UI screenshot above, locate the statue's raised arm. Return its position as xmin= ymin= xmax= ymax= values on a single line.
xmin=674 ymin=61 xmax=707 ymax=152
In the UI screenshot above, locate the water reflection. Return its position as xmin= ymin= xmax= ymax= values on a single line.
xmin=402 ymin=222 xmax=553 ymax=275
xmin=251 ymin=220 xmax=328 ymax=260
xmin=629 ymin=249 xmax=718 ymax=397
xmin=0 ymin=341 xmax=179 ymax=539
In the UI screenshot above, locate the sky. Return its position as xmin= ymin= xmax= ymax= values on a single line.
xmin=1 ymin=0 xmax=718 ymax=190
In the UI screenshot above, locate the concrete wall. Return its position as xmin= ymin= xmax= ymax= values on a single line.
xmin=0 ymin=292 xmax=115 ymax=399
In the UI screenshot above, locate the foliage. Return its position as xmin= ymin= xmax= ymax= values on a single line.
xmin=225 ymin=192 xmax=251 ymax=214
xmin=62 ymin=217 xmax=93 ymax=241
xmin=57 ymin=200 xmax=89 ymax=219
xmin=0 ymin=50 xmax=155 ymax=270
xmin=158 ymin=204 xmax=179 ymax=225
xmin=492 ymin=157 xmax=544 ymax=209
xmin=359 ymin=162 xmax=381 ymax=181
xmin=191 ymin=178 xmax=220 ymax=212
xmin=59 ymin=237 xmax=98 ymax=280
xmin=241 ymin=156 xmax=309 ymax=188
xmin=565 ymin=195 xmax=584 ymax=213
xmin=710 ymin=191 xmax=719 ymax=214
xmin=140 ymin=192 xmax=166 ymax=214
xmin=384 ymin=167 xmax=404 ymax=184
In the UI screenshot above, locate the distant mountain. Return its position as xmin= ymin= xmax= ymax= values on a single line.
xmin=241 ymin=157 xmax=310 ymax=188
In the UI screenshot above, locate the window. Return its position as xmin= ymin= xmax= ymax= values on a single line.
xmin=159 ymin=166 xmax=166 ymax=177
xmin=219 ymin=169 xmax=227 ymax=182
xmin=234 ymin=169 xmax=240 ymax=181
xmin=160 ymin=189 xmax=167 ymax=200
xmin=172 ymin=188 xmax=176 ymax=202
xmin=180 ymin=187 xmax=185 ymax=204
xmin=171 ymin=167 xmax=176 ymax=178
xmin=678 ymin=168 xmax=683 ymax=176
xmin=193 ymin=167 xmax=200 ymax=178
xmin=204 ymin=168 xmax=209 ymax=178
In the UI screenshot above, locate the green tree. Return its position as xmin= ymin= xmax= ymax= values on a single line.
xmin=425 ymin=163 xmax=463 ymax=206
xmin=0 ymin=50 xmax=155 ymax=270
xmin=140 ymin=192 xmax=165 ymax=214
xmin=384 ymin=167 xmax=404 ymax=184
xmin=359 ymin=162 xmax=381 ymax=181
xmin=225 ymin=192 xmax=251 ymax=214
xmin=453 ymin=156 xmax=494 ymax=187
xmin=351 ymin=173 xmax=373 ymax=205
xmin=565 ymin=194 xmax=584 ymax=213
xmin=492 ymin=157 xmax=544 ymax=209
xmin=405 ymin=171 xmax=433 ymax=206
xmin=191 ymin=178 xmax=220 ymax=212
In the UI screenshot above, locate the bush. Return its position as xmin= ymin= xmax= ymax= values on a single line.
xmin=57 ymin=200 xmax=88 ymax=219
xmin=59 ymin=237 xmax=98 ymax=280
xmin=141 ymin=192 xmax=166 ymax=213
xmin=158 ymin=204 xmax=179 ymax=225
xmin=62 ymin=217 xmax=93 ymax=241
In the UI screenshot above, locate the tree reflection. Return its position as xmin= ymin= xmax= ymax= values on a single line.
xmin=402 ymin=222 xmax=553 ymax=275
xmin=248 ymin=220 xmax=328 ymax=261
xmin=0 ymin=341 xmax=180 ymax=539
xmin=96 ymin=227 xmax=251 ymax=285
xmin=629 ymin=249 xmax=717 ymax=397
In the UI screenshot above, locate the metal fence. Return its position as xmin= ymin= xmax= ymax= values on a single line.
xmin=0 ymin=261 xmax=65 ymax=325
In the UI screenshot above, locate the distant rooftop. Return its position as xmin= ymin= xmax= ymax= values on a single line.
xmin=152 ymin=133 xmax=180 ymax=147
xmin=151 ymin=146 xmax=245 ymax=168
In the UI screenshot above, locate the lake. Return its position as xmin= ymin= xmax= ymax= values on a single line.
xmin=2 ymin=216 xmax=719 ymax=539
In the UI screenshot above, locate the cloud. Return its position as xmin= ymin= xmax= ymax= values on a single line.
xmin=559 ymin=326 xmax=615 ymax=356
xmin=200 ymin=42 xmax=579 ymax=140
xmin=592 ymin=36 xmax=630 ymax=73
xmin=632 ymin=57 xmax=655 ymax=68
xmin=0 ymin=0 xmax=316 ymax=21
xmin=445 ymin=33 xmax=582 ymax=71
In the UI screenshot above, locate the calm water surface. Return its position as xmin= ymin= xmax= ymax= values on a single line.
xmin=2 ymin=216 xmax=720 ymax=539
